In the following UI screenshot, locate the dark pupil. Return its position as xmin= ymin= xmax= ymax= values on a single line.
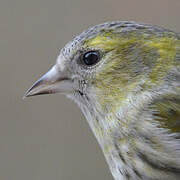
xmin=83 ymin=51 xmax=99 ymax=65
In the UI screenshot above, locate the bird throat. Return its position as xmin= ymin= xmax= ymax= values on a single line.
xmin=77 ymin=92 xmax=180 ymax=180
xmin=78 ymin=95 xmax=139 ymax=180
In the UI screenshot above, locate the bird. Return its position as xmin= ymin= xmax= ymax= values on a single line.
xmin=24 ymin=21 xmax=180 ymax=180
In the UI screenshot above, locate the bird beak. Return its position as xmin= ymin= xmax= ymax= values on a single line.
xmin=24 ymin=65 xmax=72 ymax=98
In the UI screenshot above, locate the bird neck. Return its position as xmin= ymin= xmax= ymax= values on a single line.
xmin=79 ymin=92 xmax=180 ymax=180
xmin=79 ymin=94 xmax=142 ymax=179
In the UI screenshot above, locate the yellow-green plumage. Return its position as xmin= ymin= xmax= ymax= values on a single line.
xmin=25 ymin=21 xmax=180 ymax=180
xmin=82 ymin=26 xmax=180 ymax=179
xmin=86 ymin=33 xmax=179 ymax=112
xmin=154 ymin=95 xmax=180 ymax=133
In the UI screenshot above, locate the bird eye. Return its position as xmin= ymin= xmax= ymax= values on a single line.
xmin=82 ymin=51 xmax=100 ymax=66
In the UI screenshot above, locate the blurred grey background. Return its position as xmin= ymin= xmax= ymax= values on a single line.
xmin=0 ymin=0 xmax=180 ymax=180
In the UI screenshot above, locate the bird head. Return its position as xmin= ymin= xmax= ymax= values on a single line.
xmin=24 ymin=21 xmax=180 ymax=180
xmin=24 ymin=21 xmax=178 ymax=113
